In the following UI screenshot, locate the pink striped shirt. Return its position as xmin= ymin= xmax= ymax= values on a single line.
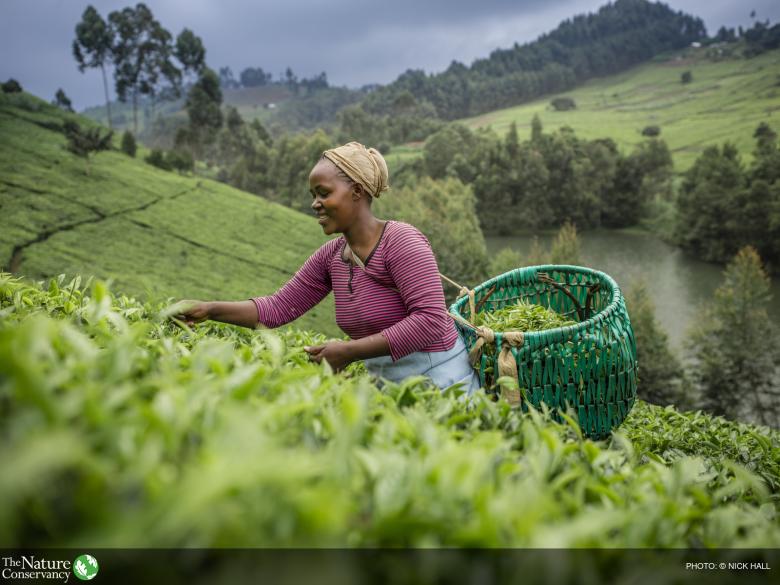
xmin=251 ymin=220 xmax=459 ymax=361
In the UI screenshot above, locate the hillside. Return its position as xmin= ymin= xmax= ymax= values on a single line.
xmin=0 ymin=90 xmax=339 ymax=336
xmin=459 ymin=46 xmax=780 ymax=171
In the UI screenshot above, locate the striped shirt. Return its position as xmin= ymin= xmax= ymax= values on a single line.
xmin=251 ymin=220 xmax=459 ymax=361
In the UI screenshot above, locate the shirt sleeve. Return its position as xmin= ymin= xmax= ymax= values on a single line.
xmin=379 ymin=224 xmax=453 ymax=361
xmin=250 ymin=240 xmax=334 ymax=328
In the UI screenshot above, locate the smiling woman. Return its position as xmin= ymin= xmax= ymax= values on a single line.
xmin=174 ymin=142 xmax=480 ymax=395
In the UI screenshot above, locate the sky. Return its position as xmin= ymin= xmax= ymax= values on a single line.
xmin=1 ymin=0 xmax=778 ymax=111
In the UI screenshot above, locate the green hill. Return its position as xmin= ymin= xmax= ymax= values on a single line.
xmin=0 ymin=90 xmax=339 ymax=336
xmin=459 ymin=46 xmax=780 ymax=171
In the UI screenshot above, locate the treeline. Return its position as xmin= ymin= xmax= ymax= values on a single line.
xmin=674 ymin=123 xmax=780 ymax=274
xmin=396 ymin=117 xmax=673 ymax=233
xmin=218 ymin=65 xmax=332 ymax=96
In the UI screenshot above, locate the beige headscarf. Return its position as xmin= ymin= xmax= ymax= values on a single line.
xmin=322 ymin=142 xmax=390 ymax=198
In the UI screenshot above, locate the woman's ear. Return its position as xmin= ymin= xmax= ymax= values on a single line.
xmin=352 ymin=182 xmax=365 ymax=200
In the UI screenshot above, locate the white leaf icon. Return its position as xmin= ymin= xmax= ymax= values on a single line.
xmin=76 ymin=560 xmax=88 ymax=576
xmin=88 ymin=557 xmax=98 ymax=568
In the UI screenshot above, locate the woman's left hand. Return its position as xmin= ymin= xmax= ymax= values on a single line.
xmin=304 ymin=340 xmax=354 ymax=372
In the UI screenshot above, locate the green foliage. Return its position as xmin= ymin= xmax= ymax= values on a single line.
xmin=488 ymin=247 xmax=523 ymax=278
xmin=53 ymin=89 xmax=74 ymax=113
xmin=185 ymin=68 xmax=223 ymax=156
xmin=2 ymin=79 xmax=22 ymax=93
xmin=72 ymin=5 xmax=113 ymax=127
xmin=642 ymin=125 xmax=661 ymax=137
xmin=551 ymin=97 xmax=577 ymax=111
xmin=681 ymin=71 xmax=693 ymax=84
xmin=473 ymin=299 xmax=575 ymax=331
xmin=374 ymin=177 xmax=490 ymax=290
xmin=674 ymin=124 xmax=780 ymax=272
xmin=687 ymin=247 xmax=780 ymax=427
xmin=549 ymin=221 xmax=581 ymax=265
xmin=174 ymin=28 xmax=206 ymax=76
xmin=1 ymin=273 xmax=778 ymax=548
xmin=624 ymin=280 xmax=688 ymax=409
xmin=63 ymin=120 xmax=113 ymax=175
xmin=120 ymin=130 xmax=137 ymax=157
xmin=145 ymin=148 xmax=171 ymax=171
xmin=108 ymin=4 xmax=182 ymax=133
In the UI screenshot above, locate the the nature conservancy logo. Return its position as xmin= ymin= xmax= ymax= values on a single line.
xmin=71 ymin=555 xmax=98 ymax=581
xmin=1 ymin=553 xmax=98 ymax=582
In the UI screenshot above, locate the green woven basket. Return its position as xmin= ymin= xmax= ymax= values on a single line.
xmin=448 ymin=265 xmax=637 ymax=439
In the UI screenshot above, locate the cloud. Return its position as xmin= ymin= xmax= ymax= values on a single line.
xmin=1 ymin=0 xmax=778 ymax=110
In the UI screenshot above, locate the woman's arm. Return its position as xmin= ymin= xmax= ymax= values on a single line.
xmin=171 ymin=299 xmax=259 ymax=329
xmin=305 ymin=332 xmax=390 ymax=371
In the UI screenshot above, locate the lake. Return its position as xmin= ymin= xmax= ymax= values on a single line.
xmin=485 ymin=230 xmax=780 ymax=352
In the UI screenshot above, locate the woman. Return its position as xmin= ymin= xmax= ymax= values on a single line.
xmin=175 ymin=142 xmax=480 ymax=395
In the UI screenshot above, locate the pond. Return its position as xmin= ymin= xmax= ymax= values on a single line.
xmin=485 ymin=230 xmax=780 ymax=352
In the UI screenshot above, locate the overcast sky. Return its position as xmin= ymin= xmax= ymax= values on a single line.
xmin=1 ymin=0 xmax=778 ymax=111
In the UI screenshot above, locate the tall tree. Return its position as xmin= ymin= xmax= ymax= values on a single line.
xmin=108 ymin=3 xmax=181 ymax=134
xmin=687 ymin=247 xmax=780 ymax=426
xmin=185 ymin=67 xmax=223 ymax=157
xmin=73 ymin=5 xmax=114 ymax=128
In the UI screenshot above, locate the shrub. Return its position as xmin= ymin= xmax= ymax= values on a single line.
xmin=681 ymin=71 xmax=693 ymax=84
xmin=121 ymin=131 xmax=137 ymax=158
xmin=2 ymin=78 xmax=22 ymax=93
xmin=145 ymin=149 xmax=172 ymax=171
xmin=167 ymin=149 xmax=194 ymax=174
xmin=550 ymin=96 xmax=576 ymax=111
xmin=641 ymin=125 xmax=661 ymax=137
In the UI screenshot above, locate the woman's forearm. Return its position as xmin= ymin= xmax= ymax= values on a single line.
xmin=346 ymin=333 xmax=391 ymax=361
xmin=206 ymin=300 xmax=259 ymax=329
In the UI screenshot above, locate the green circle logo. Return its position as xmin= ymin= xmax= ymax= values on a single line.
xmin=73 ymin=554 xmax=99 ymax=580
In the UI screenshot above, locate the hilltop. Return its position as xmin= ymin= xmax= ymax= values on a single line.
xmin=0 ymin=90 xmax=339 ymax=336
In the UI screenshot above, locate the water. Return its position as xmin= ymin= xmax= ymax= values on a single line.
xmin=485 ymin=230 xmax=780 ymax=352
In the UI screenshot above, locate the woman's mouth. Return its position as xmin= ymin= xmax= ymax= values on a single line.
xmin=317 ymin=215 xmax=328 ymax=225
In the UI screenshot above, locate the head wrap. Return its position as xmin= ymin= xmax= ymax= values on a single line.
xmin=322 ymin=142 xmax=390 ymax=198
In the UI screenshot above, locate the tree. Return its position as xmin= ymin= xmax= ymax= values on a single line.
xmin=63 ymin=121 xmax=113 ymax=175
xmin=174 ymin=28 xmax=206 ymax=79
xmin=185 ymin=67 xmax=223 ymax=157
xmin=121 ymin=130 xmax=137 ymax=157
xmin=624 ymin=280 xmax=688 ymax=408
xmin=531 ymin=114 xmax=543 ymax=142
xmin=1 ymin=79 xmax=22 ymax=93
xmin=219 ymin=66 xmax=239 ymax=89
xmin=53 ymin=89 xmax=74 ymax=112
xmin=109 ymin=3 xmax=181 ymax=134
xmin=73 ymin=5 xmax=114 ymax=128
xmin=687 ymin=247 xmax=780 ymax=426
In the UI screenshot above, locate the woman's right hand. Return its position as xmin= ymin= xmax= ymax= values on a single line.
xmin=171 ymin=300 xmax=210 ymax=326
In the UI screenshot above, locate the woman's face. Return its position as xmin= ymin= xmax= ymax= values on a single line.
xmin=309 ymin=160 xmax=360 ymax=235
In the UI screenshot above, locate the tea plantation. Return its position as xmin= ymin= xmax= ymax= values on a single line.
xmin=1 ymin=272 xmax=778 ymax=548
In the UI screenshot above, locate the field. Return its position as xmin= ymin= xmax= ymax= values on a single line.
xmin=384 ymin=47 xmax=780 ymax=173
xmin=0 ymin=91 xmax=339 ymax=336
xmin=1 ymin=273 xmax=779 ymax=551
xmin=460 ymin=47 xmax=780 ymax=171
